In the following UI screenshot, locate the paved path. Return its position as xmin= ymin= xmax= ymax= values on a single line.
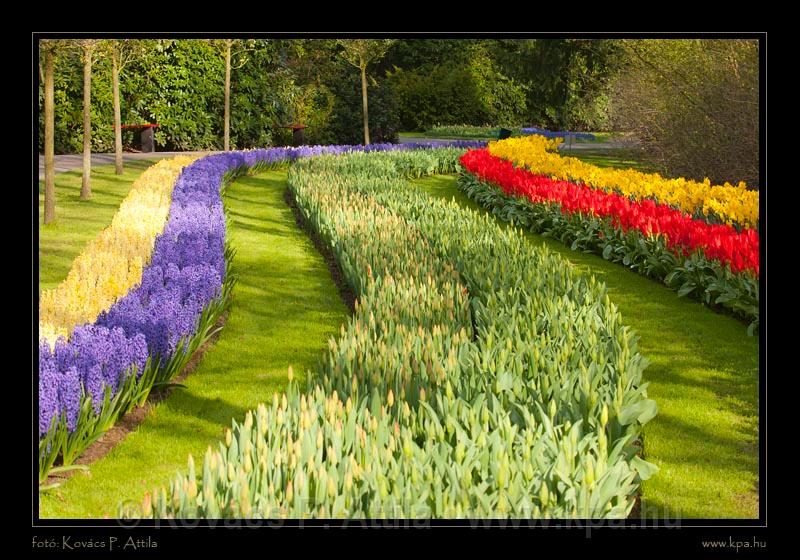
xmin=37 ymin=151 xmax=216 ymax=180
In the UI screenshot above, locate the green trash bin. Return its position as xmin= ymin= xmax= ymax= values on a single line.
xmin=498 ymin=128 xmax=513 ymax=140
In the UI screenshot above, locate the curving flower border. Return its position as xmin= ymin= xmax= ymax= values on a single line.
xmin=458 ymin=148 xmax=759 ymax=330
xmin=39 ymin=156 xmax=197 ymax=346
xmin=37 ymin=141 xmax=486 ymax=484
xmin=488 ymin=135 xmax=760 ymax=229
xmin=461 ymin=148 xmax=759 ymax=275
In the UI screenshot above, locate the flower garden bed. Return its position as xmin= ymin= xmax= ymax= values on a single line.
xmin=124 ymin=148 xmax=657 ymax=519
xmin=38 ymin=141 xmax=486 ymax=488
xmin=459 ymin=137 xmax=760 ymax=332
xmin=39 ymin=137 xmax=758 ymax=519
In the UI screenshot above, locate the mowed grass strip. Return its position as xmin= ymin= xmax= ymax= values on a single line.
xmin=413 ymin=174 xmax=759 ymax=519
xmin=555 ymin=147 xmax=659 ymax=173
xmin=38 ymin=160 xmax=157 ymax=292
xmin=39 ymin=170 xmax=350 ymax=518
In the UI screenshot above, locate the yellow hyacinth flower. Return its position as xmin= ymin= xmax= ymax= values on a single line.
xmin=39 ymin=156 xmax=197 ymax=347
xmin=488 ymin=136 xmax=759 ymax=228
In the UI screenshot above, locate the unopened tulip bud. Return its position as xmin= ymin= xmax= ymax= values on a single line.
xmin=539 ymin=483 xmax=549 ymax=507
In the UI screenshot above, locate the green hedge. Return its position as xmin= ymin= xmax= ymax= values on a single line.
xmin=132 ymin=149 xmax=657 ymax=519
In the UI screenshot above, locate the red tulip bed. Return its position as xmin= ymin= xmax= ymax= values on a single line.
xmin=458 ymin=148 xmax=760 ymax=333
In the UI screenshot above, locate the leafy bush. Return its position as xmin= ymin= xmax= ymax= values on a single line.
xmin=326 ymin=75 xmax=400 ymax=144
xmin=610 ymin=40 xmax=760 ymax=185
xmin=386 ymin=59 xmax=527 ymax=132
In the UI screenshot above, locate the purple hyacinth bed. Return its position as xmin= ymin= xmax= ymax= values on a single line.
xmin=38 ymin=141 xmax=486 ymax=439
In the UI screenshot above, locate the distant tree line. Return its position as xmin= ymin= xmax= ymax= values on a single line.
xmin=38 ymin=37 xmax=760 ymax=187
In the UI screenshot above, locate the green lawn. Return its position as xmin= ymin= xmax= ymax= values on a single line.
xmin=412 ymin=174 xmax=759 ymax=519
xmin=559 ymin=147 xmax=659 ymax=173
xmin=38 ymin=161 xmax=157 ymax=292
xmin=39 ymin=170 xmax=350 ymax=518
xmin=400 ymin=130 xmax=630 ymax=144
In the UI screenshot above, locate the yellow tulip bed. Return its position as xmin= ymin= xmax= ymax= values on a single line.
xmin=39 ymin=156 xmax=197 ymax=346
xmin=488 ymin=136 xmax=759 ymax=229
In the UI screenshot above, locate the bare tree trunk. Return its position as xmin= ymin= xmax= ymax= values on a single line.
xmin=224 ymin=40 xmax=231 ymax=151
xmin=112 ymin=48 xmax=123 ymax=174
xmin=44 ymin=48 xmax=55 ymax=225
xmin=80 ymin=44 xmax=93 ymax=200
xmin=360 ymin=63 xmax=370 ymax=145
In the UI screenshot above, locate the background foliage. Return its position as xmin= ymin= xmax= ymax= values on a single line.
xmin=38 ymin=38 xmax=761 ymax=185
xmin=609 ymin=39 xmax=759 ymax=185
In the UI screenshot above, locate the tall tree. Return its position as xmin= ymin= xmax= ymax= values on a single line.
xmin=41 ymin=41 xmax=58 ymax=224
xmin=216 ymin=39 xmax=252 ymax=151
xmin=103 ymin=39 xmax=150 ymax=174
xmin=77 ymin=39 xmax=99 ymax=199
xmin=224 ymin=39 xmax=231 ymax=151
xmin=337 ymin=39 xmax=394 ymax=145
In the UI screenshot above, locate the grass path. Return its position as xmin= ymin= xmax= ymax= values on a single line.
xmin=39 ymin=170 xmax=350 ymax=518
xmin=413 ymin=174 xmax=759 ymax=519
xmin=38 ymin=160 xmax=157 ymax=292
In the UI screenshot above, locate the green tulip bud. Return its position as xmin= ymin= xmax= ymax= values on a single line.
xmin=455 ymin=441 xmax=465 ymax=464
xmin=539 ymin=483 xmax=549 ymax=507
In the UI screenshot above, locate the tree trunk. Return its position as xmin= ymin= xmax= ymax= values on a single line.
xmin=44 ymin=48 xmax=55 ymax=225
xmin=224 ymin=40 xmax=231 ymax=151
xmin=112 ymin=49 xmax=123 ymax=175
xmin=80 ymin=44 xmax=92 ymax=200
xmin=360 ymin=63 xmax=370 ymax=145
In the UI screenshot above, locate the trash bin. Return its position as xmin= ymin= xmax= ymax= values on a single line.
xmin=498 ymin=128 xmax=513 ymax=140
